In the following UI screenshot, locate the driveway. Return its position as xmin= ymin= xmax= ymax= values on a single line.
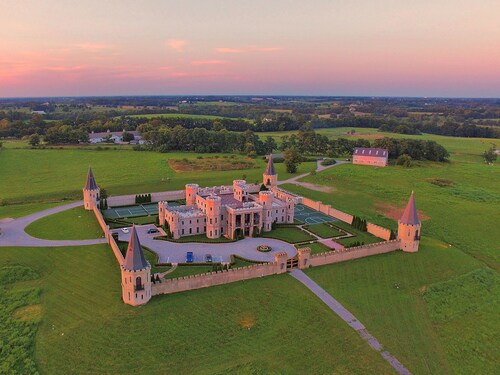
xmin=113 ymin=225 xmax=297 ymax=264
xmin=0 ymin=201 xmax=107 ymax=247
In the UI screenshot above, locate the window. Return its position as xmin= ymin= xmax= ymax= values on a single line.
xmin=182 ymin=221 xmax=184 ymax=225
xmin=280 ymin=263 xmax=285 ymax=270
xmin=197 ymin=227 xmax=199 ymax=233
xmin=210 ymin=218 xmax=212 ymax=224
xmin=221 ymin=215 xmax=223 ymax=221
xmin=182 ymin=229 xmax=185 ymax=235
xmin=189 ymin=228 xmax=192 ymax=234
xmin=210 ymin=231 xmax=212 ymax=236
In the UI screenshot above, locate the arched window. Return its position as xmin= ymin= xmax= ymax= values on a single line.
xmin=135 ymin=276 xmax=142 ymax=290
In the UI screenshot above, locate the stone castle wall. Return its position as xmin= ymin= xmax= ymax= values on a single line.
xmin=302 ymin=197 xmax=354 ymax=224
xmin=152 ymin=263 xmax=276 ymax=296
xmin=308 ymin=240 xmax=401 ymax=267
xmin=366 ymin=222 xmax=392 ymax=241
xmin=92 ymin=206 xmax=124 ymax=264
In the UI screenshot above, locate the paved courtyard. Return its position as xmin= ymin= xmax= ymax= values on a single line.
xmin=113 ymin=224 xmax=297 ymax=264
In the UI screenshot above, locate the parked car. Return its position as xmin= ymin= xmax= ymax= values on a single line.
xmin=186 ymin=252 xmax=194 ymax=263
xmin=205 ymin=254 xmax=212 ymax=263
xmin=121 ymin=228 xmax=129 ymax=233
xmin=147 ymin=228 xmax=159 ymax=234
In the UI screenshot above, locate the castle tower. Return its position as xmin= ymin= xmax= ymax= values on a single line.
xmin=83 ymin=166 xmax=100 ymax=210
xmin=263 ymin=154 xmax=278 ymax=187
xmin=205 ymin=195 xmax=222 ymax=239
xmin=158 ymin=201 xmax=167 ymax=226
xmin=398 ymin=191 xmax=421 ymax=253
xmin=185 ymin=184 xmax=199 ymax=206
xmin=259 ymin=190 xmax=274 ymax=232
xmin=121 ymin=226 xmax=152 ymax=306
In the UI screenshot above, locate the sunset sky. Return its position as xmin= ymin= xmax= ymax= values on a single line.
xmin=1 ymin=0 xmax=499 ymax=97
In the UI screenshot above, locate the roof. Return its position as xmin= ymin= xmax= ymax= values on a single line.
xmin=84 ymin=167 xmax=98 ymax=190
xmin=265 ymin=154 xmax=276 ymax=175
xmin=89 ymin=130 xmax=140 ymax=139
xmin=353 ymin=148 xmax=388 ymax=158
xmin=400 ymin=191 xmax=420 ymax=225
xmin=122 ymin=226 xmax=149 ymax=271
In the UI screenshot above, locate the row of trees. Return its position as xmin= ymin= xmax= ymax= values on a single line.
xmin=140 ymin=125 xmax=275 ymax=155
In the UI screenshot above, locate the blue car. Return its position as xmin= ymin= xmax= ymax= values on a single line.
xmin=186 ymin=251 xmax=194 ymax=263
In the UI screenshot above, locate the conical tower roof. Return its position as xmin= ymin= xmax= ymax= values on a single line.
xmin=400 ymin=191 xmax=420 ymax=225
xmin=122 ymin=226 xmax=149 ymax=271
xmin=265 ymin=154 xmax=276 ymax=175
xmin=84 ymin=166 xmax=98 ymax=190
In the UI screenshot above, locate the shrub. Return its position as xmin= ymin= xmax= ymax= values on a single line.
xmin=320 ymin=158 xmax=337 ymax=166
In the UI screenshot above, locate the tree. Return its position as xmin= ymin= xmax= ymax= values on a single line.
xmin=283 ymin=146 xmax=301 ymax=173
xmin=396 ymin=154 xmax=413 ymax=168
xmin=28 ymin=134 xmax=40 ymax=147
xmin=122 ymin=131 xmax=135 ymax=143
xmin=483 ymin=146 xmax=497 ymax=164
xmin=264 ymin=136 xmax=277 ymax=154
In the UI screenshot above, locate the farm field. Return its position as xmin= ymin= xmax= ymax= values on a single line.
xmin=303 ymin=240 xmax=499 ymax=375
xmin=124 ymin=113 xmax=246 ymax=120
xmin=0 ymin=245 xmax=393 ymax=375
xmin=0 ymin=146 xmax=316 ymax=207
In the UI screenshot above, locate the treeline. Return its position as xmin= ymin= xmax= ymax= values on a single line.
xmin=139 ymin=125 xmax=276 ymax=155
xmin=278 ymin=126 xmax=449 ymax=161
xmin=379 ymin=119 xmax=499 ymax=138
xmin=372 ymin=137 xmax=449 ymax=161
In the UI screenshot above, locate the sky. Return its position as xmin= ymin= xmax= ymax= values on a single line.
xmin=1 ymin=0 xmax=499 ymax=98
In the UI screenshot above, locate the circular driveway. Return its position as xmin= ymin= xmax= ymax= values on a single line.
xmin=114 ymin=225 xmax=297 ymax=264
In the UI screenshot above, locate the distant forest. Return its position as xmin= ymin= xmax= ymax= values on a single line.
xmin=0 ymin=96 xmax=499 ymax=141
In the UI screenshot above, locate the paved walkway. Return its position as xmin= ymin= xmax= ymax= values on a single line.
xmin=277 ymin=159 xmax=348 ymax=187
xmin=0 ymin=201 xmax=107 ymax=247
xmin=290 ymin=269 xmax=412 ymax=375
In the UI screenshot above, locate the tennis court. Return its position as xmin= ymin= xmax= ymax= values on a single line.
xmin=103 ymin=202 xmax=180 ymax=219
xmin=294 ymin=204 xmax=337 ymax=224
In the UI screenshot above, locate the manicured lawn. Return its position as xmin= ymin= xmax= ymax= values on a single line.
xmin=25 ymin=206 xmax=104 ymax=240
xmin=304 ymin=222 xmax=344 ymax=238
xmin=297 ymin=242 xmax=332 ymax=255
xmin=0 ymin=245 xmax=393 ymax=374
xmin=330 ymin=221 xmax=384 ymax=246
xmin=262 ymin=226 xmax=316 ymax=243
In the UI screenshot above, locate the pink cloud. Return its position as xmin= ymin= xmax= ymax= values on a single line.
xmin=215 ymin=47 xmax=244 ymax=54
xmin=167 ymin=39 xmax=186 ymax=52
xmin=191 ymin=60 xmax=228 ymax=65
xmin=216 ymin=46 xmax=284 ymax=54
xmin=75 ymin=43 xmax=114 ymax=51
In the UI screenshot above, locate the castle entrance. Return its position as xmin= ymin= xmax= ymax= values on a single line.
xmin=287 ymin=256 xmax=298 ymax=270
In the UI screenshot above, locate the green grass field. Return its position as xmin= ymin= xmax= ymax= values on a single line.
xmin=262 ymin=226 xmax=316 ymax=243
xmin=0 ymin=245 xmax=394 ymax=374
xmin=124 ymin=113 xmax=245 ymax=120
xmin=1 ymin=129 xmax=498 ymax=374
xmin=0 ymin=146 xmax=315 ymax=209
xmin=25 ymin=206 xmax=104 ymax=240
xmin=277 ymin=131 xmax=499 ymax=373
xmin=303 ymin=222 xmax=344 ymax=238
xmin=297 ymin=241 xmax=332 ymax=255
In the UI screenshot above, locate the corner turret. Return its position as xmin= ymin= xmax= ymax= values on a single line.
xmin=83 ymin=166 xmax=100 ymax=210
xmin=398 ymin=191 xmax=421 ymax=252
xmin=121 ymin=226 xmax=152 ymax=305
xmin=263 ymin=154 xmax=278 ymax=187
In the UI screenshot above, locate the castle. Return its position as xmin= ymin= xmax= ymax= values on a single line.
xmin=82 ymin=158 xmax=421 ymax=307
xmin=158 ymin=155 xmax=298 ymax=240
